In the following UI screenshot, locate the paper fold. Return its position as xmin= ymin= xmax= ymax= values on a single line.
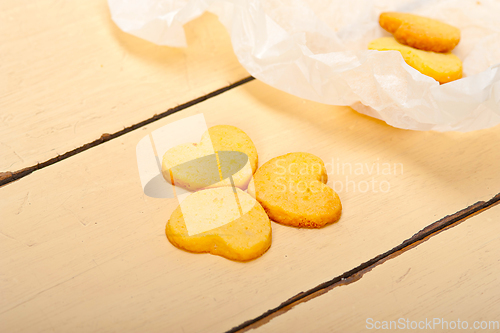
xmin=109 ymin=0 xmax=500 ymax=131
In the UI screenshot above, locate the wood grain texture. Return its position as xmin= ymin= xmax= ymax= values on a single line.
xmin=1 ymin=80 xmax=499 ymax=333
xmin=0 ymin=0 xmax=248 ymax=172
xmin=252 ymin=204 xmax=500 ymax=333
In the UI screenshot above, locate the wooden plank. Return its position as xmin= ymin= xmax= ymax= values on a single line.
xmin=0 ymin=0 xmax=248 ymax=173
xmin=1 ymin=79 xmax=500 ymax=333
xmin=252 ymin=204 xmax=500 ymax=333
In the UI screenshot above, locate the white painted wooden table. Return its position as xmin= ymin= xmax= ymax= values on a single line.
xmin=1 ymin=1 xmax=499 ymax=332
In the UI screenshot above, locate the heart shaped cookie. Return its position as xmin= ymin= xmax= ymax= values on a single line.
xmin=166 ymin=187 xmax=272 ymax=261
xmin=379 ymin=12 xmax=460 ymax=53
xmin=162 ymin=125 xmax=258 ymax=191
xmin=248 ymin=152 xmax=342 ymax=228
xmin=368 ymin=37 xmax=462 ymax=84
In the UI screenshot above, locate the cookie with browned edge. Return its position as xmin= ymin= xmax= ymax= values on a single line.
xmin=379 ymin=12 xmax=460 ymax=53
xmin=166 ymin=187 xmax=271 ymax=261
xmin=248 ymin=152 xmax=342 ymax=228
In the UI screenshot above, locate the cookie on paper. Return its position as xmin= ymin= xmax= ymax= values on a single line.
xmin=369 ymin=37 xmax=462 ymax=84
xmin=379 ymin=12 xmax=460 ymax=53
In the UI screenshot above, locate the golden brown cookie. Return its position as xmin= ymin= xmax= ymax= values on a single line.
xmin=166 ymin=187 xmax=272 ymax=261
xmin=248 ymin=152 xmax=342 ymax=228
xmin=379 ymin=12 xmax=460 ymax=53
xmin=162 ymin=125 xmax=258 ymax=191
xmin=368 ymin=37 xmax=462 ymax=84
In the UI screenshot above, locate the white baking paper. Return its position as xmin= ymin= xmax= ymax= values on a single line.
xmin=108 ymin=0 xmax=500 ymax=131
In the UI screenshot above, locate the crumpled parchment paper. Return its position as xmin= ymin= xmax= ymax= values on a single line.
xmin=108 ymin=0 xmax=500 ymax=131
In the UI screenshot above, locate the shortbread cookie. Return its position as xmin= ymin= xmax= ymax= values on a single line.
xmin=248 ymin=152 xmax=342 ymax=228
xmin=379 ymin=12 xmax=460 ymax=53
xmin=162 ymin=125 xmax=258 ymax=191
xmin=166 ymin=187 xmax=272 ymax=261
xmin=369 ymin=37 xmax=462 ymax=84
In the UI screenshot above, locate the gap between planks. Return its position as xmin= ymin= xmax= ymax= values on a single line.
xmin=226 ymin=193 xmax=500 ymax=333
xmin=4 ymin=72 xmax=498 ymax=331
xmin=0 ymin=76 xmax=255 ymax=188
